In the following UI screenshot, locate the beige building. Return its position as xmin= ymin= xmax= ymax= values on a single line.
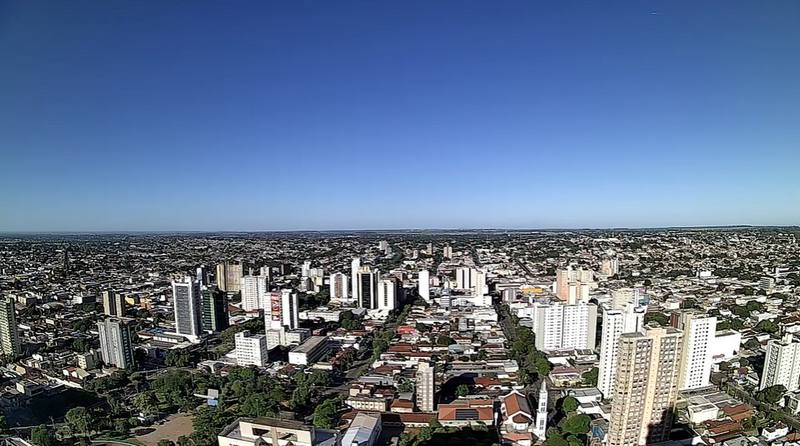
xmin=416 ymin=361 xmax=435 ymax=412
xmin=217 ymin=417 xmax=334 ymax=446
xmin=608 ymin=327 xmax=683 ymax=446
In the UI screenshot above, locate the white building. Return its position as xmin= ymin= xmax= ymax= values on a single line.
xmin=351 ymin=258 xmax=361 ymax=299
xmin=329 ymin=272 xmax=349 ymax=300
xmin=172 ymin=276 xmax=202 ymax=341
xmin=418 ymin=270 xmax=430 ymax=302
xmin=341 ymin=413 xmax=382 ymax=446
xmin=241 ymin=275 xmax=269 ymax=312
xmin=678 ymin=313 xmax=716 ymax=390
xmin=289 ymin=336 xmax=329 ymax=365
xmin=610 ymin=288 xmax=640 ymax=310
xmin=416 ymin=361 xmax=435 ymax=412
xmin=532 ymin=302 xmax=597 ymax=352
xmin=235 ymin=330 xmax=269 ymax=367
xmin=597 ymin=304 xmax=646 ymax=398
xmin=533 ymin=381 xmax=548 ymax=439
xmin=710 ymin=330 xmax=742 ymax=363
xmin=760 ymin=334 xmax=800 ymax=391
xmin=377 ymin=277 xmax=398 ymax=311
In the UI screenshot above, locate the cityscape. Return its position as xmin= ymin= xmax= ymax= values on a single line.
xmin=2 ymin=2 xmax=799 ymax=446
xmin=0 ymin=229 xmax=799 ymax=446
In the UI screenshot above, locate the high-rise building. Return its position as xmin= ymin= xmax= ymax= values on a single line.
xmin=533 ymin=381 xmax=548 ymax=439
xmin=532 ymin=302 xmax=597 ymax=352
xmin=610 ymin=288 xmax=641 ymax=310
xmin=97 ymin=318 xmax=134 ymax=369
xmin=241 ymin=275 xmax=269 ymax=312
xmin=600 ymin=257 xmax=620 ymax=277
xmin=678 ymin=312 xmax=716 ymax=390
xmin=201 ymin=286 xmax=229 ymax=332
xmin=0 ymin=297 xmax=20 ymax=358
xmin=760 ymin=334 xmax=800 ymax=391
xmin=455 ymin=267 xmax=473 ymax=290
xmin=598 ymin=304 xmax=646 ymax=398
xmin=172 ymin=276 xmax=203 ymax=341
xmin=443 ymin=245 xmax=453 ymax=259
xmin=555 ymin=266 xmax=594 ymax=304
xmin=101 ymin=290 xmax=126 ymax=317
xmin=608 ymin=327 xmax=683 ymax=446
xmin=264 ymin=289 xmax=299 ymax=332
xmin=357 ymin=267 xmax=380 ymax=309
xmin=216 ymin=261 xmax=243 ymax=293
xmin=235 ymin=330 xmax=269 ymax=367
xmin=329 ymin=272 xmax=349 ymax=300
xmin=351 ymin=258 xmax=361 ymax=300
xmin=474 ymin=270 xmax=487 ymax=296
xmin=377 ymin=277 xmax=399 ymax=311
xmin=416 ymin=361 xmax=435 ymax=412
xmin=418 ymin=270 xmax=430 ymax=302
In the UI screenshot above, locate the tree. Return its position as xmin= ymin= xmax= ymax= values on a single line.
xmin=745 ymin=338 xmax=761 ymax=350
xmin=581 ymin=367 xmax=598 ymax=387
xmin=0 ymin=416 xmax=7 ymax=433
xmin=542 ymin=434 xmax=569 ymax=446
xmin=65 ymin=407 xmax=93 ymax=438
xmin=177 ymin=436 xmax=192 ymax=446
xmin=165 ymin=349 xmax=192 ymax=367
xmin=31 ymin=425 xmax=56 ymax=446
xmin=240 ymin=393 xmax=278 ymax=418
xmin=133 ymin=391 xmax=159 ymax=416
xmin=757 ymin=385 xmax=787 ymax=405
xmin=313 ymin=398 xmax=339 ymax=429
xmin=158 ymin=440 xmax=176 ymax=446
xmin=560 ymin=396 xmax=579 ymax=413
xmin=436 ymin=335 xmax=455 ymax=346
xmin=560 ymin=414 xmax=591 ymax=435
xmin=755 ymin=319 xmax=778 ymax=334
xmin=456 ymin=384 xmax=470 ymax=397
xmin=644 ymin=312 xmax=669 ymax=327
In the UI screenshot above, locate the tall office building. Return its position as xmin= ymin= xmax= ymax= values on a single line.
xmin=760 ymin=334 xmax=800 ymax=391
xmin=235 ymin=331 xmax=269 ymax=367
xmin=101 ymin=290 xmax=126 ymax=317
xmin=97 ymin=318 xmax=134 ymax=369
xmin=172 ymin=276 xmax=203 ymax=341
xmin=216 ymin=261 xmax=243 ymax=293
xmin=533 ymin=381 xmax=548 ymax=440
xmin=377 ymin=277 xmax=399 ymax=311
xmin=351 ymin=258 xmax=361 ymax=300
xmin=598 ymin=304 xmax=646 ymax=398
xmin=329 ymin=272 xmax=349 ymax=300
xmin=357 ymin=267 xmax=380 ymax=309
xmin=416 ymin=361 xmax=435 ymax=412
xmin=532 ymin=302 xmax=597 ymax=352
xmin=265 ymin=290 xmax=299 ymax=331
xmin=241 ymin=275 xmax=269 ymax=312
xmin=201 ymin=286 xmax=229 ymax=332
xmin=678 ymin=313 xmax=716 ymax=390
xmin=0 ymin=297 xmax=20 ymax=358
xmin=608 ymin=327 xmax=683 ymax=446
xmin=418 ymin=270 xmax=430 ymax=302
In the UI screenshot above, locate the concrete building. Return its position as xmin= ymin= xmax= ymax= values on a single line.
xmin=172 ymin=276 xmax=203 ymax=341
xmin=217 ymin=417 xmax=335 ymax=446
xmin=264 ymin=290 xmax=299 ymax=331
xmin=608 ymin=327 xmax=683 ymax=446
xmin=533 ymin=381 xmax=548 ymax=439
xmin=416 ymin=361 xmax=435 ymax=412
xmin=241 ymin=275 xmax=269 ymax=312
xmin=678 ymin=312 xmax=716 ymax=390
xmin=97 ymin=318 xmax=134 ymax=369
xmin=101 ymin=290 xmax=126 ymax=317
xmin=555 ymin=266 xmax=594 ymax=304
xmin=341 ymin=413 xmax=381 ymax=446
xmin=610 ymin=288 xmax=641 ymax=311
xmin=235 ymin=331 xmax=269 ymax=367
xmin=201 ymin=286 xmax=229 ymax=332
xmin=216 ymin=261 xmax=243 ymax=293
xmin=760 ymin=334 xmax=800 ymax=391
xmin=357 ymin=267 xmax=379 ymax=309
xmin=289 ymin=336 xmax=329 ymax=365
xmin=532 ymin=302 xmax=597 ymax=352
xmin=351 ymin=258 xmax=361 ymax=300
xmin=0 ymin=297 xmax=20 ymax=358
xmin=598 ymin=304 xmax=646 ymax=398
xmin=377 ymin=277 xmax=398 ymax=311
xmin=329 ymin=272 xmax=349 ymax=300
xmin=418 ymin=270 xmax=430 ymax=302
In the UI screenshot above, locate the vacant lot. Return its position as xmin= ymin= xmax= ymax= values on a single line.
xmin=135 ymin=414 xmax=194 ymax=446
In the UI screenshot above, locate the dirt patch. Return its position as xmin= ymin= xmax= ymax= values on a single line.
xmin=135 ymin=414 xmax=194 ymax=445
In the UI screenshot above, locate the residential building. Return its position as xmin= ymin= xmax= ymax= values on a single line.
xmin=329 ymin=272 xmax=349 ymax=300
xmin=97 ymin=318 xmax=134 ymax=369
xmin=419 ymin=270 xmax=430 ymax=302
xmin=241 ymin=275 xmax=269 ymax=312
xmin=417 ymin=361 xmax=435 ymax=412
xmin=201 ymin=287 xmax=229 ymax=332
xmin=532 ymin=302 xmax=597 ymax=352
xmin=351 ymin=258 xmax=361 ymax=300
xmin=101 ymin=290 xmax=126 ymax=317
xmin=377 ymin=277 xmax=399 ymax=311
xmin=0 ymin=297 xmax=20 ymax=358
xmin=216 ymin=261 xmax=243 ymax=293
xmin=608 ymin=327 xmax=683 ymax=446
xmin=760 ymin=334 xmax=800 ymax=391
xmin=357 ymin=267 xmax=379 ymax=309
xmin=172 ymin=276 xmax=203 ymax=341
xmin=678 ymin=312 xmax=716 ymax=390
xmin=598 ymin=304 xmax=646 ymax=398
xmin=235 ymin=330 xmax=269 ymax=367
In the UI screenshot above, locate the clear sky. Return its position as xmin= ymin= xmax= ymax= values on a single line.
xmin=1 ymin=1 xmax=798 ymax=231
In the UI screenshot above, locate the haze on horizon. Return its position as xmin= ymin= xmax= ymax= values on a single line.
xmin=1 ymin=1 xmax=798 ymax=232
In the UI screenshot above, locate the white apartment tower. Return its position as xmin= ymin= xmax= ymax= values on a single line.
xmin=760 ymin=334 xmax=800 ymax=391
xmin=172 ymin=276 xmax=203 ymax=341
xmin=418 ymin=270 xmax=430 ymax=302
xmin=0 ymin=297 xmax=20 ymax=358
xmin=235 ymin=330 xmax=269 ymax=367
xmin=329 ymin=272 xmax=349 ymax=300
xmin=351 ymin=258 xmax=361 ymax=300
xmin=216 ymin=261 xmax=243 ymax=293
xmin=97 ymin=317 xmax=134 ymax=369
xmin=532 ymin=302 xmax=598 ymax=352
xmin=533 ymin=380 xmax=548 ymax=440
xmin=678 ymin=312 xmax=717 ymax=390
xmin=102 ymin=290 xmax=126 ymax=317
xmin=608 ymin=327 xmax=683 ymax=446
xmin=377 ymin=277 xmax=399 ymax=311
xmin=598 ymin=303 xmax=646 ymax=398
xmin=241 ymin=275 xmax=269 ymax=312
xmin=416 ymin=361 xmax=435 ymax=412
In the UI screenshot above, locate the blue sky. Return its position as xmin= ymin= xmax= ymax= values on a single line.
xmin=1 ymin=1 xmax=798 ymax=231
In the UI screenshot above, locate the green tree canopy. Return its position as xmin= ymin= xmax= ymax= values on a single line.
xmin=560 ymin=414 xmax=591 ymax=435
xmin=30 ymin=425 xmax=56 ymax=446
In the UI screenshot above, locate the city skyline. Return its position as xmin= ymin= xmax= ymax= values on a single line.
xmin=2 ymin=1 xmax=799 ymax=231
